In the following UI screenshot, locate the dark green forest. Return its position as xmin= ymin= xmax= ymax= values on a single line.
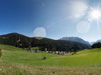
xmin=0 ymin=33 xmax=90 ymax=52
xmin=91 ymin=42 xmax=101 ymax=48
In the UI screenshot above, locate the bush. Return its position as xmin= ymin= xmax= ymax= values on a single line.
xmin=72 ymin=52 xmax=76 ymax=55
xmin=43 ymin=57 xmax=46 ymax=60
xmin=0 ymin=48 xmax=2 ymax=57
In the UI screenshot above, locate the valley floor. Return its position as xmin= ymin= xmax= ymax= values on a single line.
xmin=0 ymin=44 xmax=101 ymax=75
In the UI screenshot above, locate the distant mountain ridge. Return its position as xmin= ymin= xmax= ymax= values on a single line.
xmin=59 ymin=37 xmax=90 ymax=46
xmin=90 ymin=39 xmax=101 ymax=45
xmin=0 ymin=33 xmax=89 ymax=52
xmin=95 ymin=40 xmax=101 ymax=43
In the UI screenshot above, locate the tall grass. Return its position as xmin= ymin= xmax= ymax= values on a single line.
xmin=0 ymin=62 xmax=101 ymax=75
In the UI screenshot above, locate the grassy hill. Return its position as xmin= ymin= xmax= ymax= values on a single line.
xmin=0 ymin=44 xmax=101 ymax=67
xmin=0 ymin=44 xmax=101 ymax=74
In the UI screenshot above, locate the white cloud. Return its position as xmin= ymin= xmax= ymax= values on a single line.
xmin=69 ymin=1 xmax=88 ymax=19
xmin=33 ymin=27 xmax=46 ymax=37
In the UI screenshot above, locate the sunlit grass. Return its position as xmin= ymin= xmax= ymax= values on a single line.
xmin=0 ymin=44 xmax=101 ymax=74
xmin=0 ymin=62 xmax=101 ymax=75
xmin=0 ymin=44 xmax=101 ymax=67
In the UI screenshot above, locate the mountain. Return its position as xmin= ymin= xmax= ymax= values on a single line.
xmin=59 ymin=37 xmax=90 ymax=46
xmin=90 ymin=40 xmax=101 ymax=45
xmin=0 ymin=33 xmax=90 ymax=52
xmin=89 ymin=42 xmax=94 ymax=45
xmin=95 ymin=40 xmax=101 ymax=43
xmin=0 ymin=33 xmax=30 ymax=48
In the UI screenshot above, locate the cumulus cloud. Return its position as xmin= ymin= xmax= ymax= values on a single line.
xmin=69 ymin=1 xmax=88 ymax=19
xmin=33 ymin=27 xmax=46 ymax=37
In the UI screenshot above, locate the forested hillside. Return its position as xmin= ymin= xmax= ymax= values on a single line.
xmin=0 ymin=33 xmax=90 ymax=52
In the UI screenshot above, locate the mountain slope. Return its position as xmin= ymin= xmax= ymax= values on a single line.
xmin=0 ymin=33 xmax=89 ymax=51
xmin=59 ymin=37 xmax=90 ymax=46
xmin=90 ymin=40 xmax=101 ymax=45
xmin=0 ymin=33 xmax=30 ymax=48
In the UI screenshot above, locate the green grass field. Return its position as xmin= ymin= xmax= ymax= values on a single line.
xmin=30 ymin=47 xmax=40 ymax=50
xmin=0 ymin=44 xmax=101 ymax=75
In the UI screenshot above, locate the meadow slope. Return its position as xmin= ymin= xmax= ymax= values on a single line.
xmin=0 ymin=44 xmax=101 ymax=75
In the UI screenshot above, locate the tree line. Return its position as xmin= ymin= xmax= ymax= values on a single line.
xmin=0 ymin=33 xmax=90 ymax=52
xmin=91 ymin=42 xmax=101 ymax=48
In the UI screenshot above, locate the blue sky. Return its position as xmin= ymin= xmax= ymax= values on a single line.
xmin=0 ymin=0 xmax=101 ymax=42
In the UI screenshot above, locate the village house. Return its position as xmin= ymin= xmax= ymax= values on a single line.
xmin=27 ymin=48 xmax=70 ymax=55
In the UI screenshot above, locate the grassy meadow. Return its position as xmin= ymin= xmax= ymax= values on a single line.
xmin=0 ymin=44 xmax=101 ymax=75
